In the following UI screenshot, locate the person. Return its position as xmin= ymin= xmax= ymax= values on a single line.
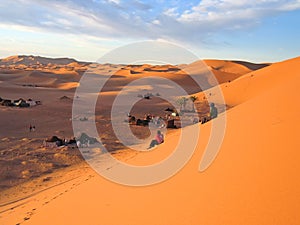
xmin=29 ymin=124 xmax=32 ymax=132
xmin=148 ymin=130 xmax=164 ymax=149
xmin=76 ymin=140 xmax=81 ymax=148
xmin=158 ymin=117 xmax=165 ymax=128
xmin=145 ymin=114 xmax=152 ymax=121
xmin=210 ymin=103 xmax=218 ymax=119
xmin=64 ymin=138 xmax=69 ymax=145
xmin=193 ymin=117 xmax=199 ymax=124
xmin=68 ymin=137 xmax=77 ymax=144
xmin=129 ymin=115 xmax=136 ymax=124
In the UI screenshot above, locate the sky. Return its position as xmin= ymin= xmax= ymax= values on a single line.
xmin=0 ymin=0 xmax=299 ymax=63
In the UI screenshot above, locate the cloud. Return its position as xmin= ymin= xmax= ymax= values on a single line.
xmin=152 ymin=0 xmax=300 ymax=44
xmin=163 ymin=7 xmax=179 ymax=17
xmin=107 ymin=0 xmax=121 ymax=5
xmin=178 ymin=0 xmax=300 ymax=23
xmin=0 ymin=0 xmax=300 ymax=47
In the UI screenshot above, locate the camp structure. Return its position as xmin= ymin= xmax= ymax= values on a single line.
xmin=76 ymin=133 xmax=98 ymax=146
xmin=1 ymin=99 xmax=14 ymax=107
xmin=13 ymin=98 xmax=30 ymax=107
xmin=44 ymin=136 xmax=64 ymax=147
xmin=26 ymin=99 xmax=37 ymax=106
xmin=164 ymin=107 xmax=174 ymax=112
xmin=0 ymin=96 xmax=41 ymax=108
xmin=166 ymin=119 xmax=177 ymax=128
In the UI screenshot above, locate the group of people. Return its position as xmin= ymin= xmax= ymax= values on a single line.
xmin=147 ymin=103 xmax=218 ymax=149
xmin=127 ymin=113 xmax=166 ymax=128
xmin=149 ymin=115 xmax=165 ymax=128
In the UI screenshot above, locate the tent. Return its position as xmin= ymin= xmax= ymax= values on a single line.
xmin=14 ymin=99 xmax=29 ymax=107
xmin=167 ymin=119 xmax=177 ymax=128
xmin=77 ymin=133 xmax=98 ymax=145
xmin=46 ymin=136 xmax=63 ymax=143
xmin=26 ymin=100 xmax=37 ymax=107
xmin=164 ymin=108 xmax=174 ymax=112
xmin=1 ymin=99 xmax=14 ymax=106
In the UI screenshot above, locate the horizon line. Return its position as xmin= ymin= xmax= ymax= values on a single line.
xmin=0 ymin=53 xmax=287 ymax=65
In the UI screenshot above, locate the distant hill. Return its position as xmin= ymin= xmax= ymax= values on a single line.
xmin=0 ymin=55 xmax=87 ymax=66
xmin=0 ymin=55 xmax=90 ymax=76
xmin=0 ymin=55 xmax=271 ymax=90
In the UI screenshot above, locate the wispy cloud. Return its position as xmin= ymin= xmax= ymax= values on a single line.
xmin=0 ymin=0 xmax=300 ymax=50
xmin=178 ymin=0 xmax=300 ymax=23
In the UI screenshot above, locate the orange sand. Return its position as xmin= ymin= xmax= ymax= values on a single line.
xmin=0 ymin=56 xmax=299 ymax=225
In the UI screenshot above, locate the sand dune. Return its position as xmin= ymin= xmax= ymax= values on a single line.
xmin=0 ymin=56 xmax=299 ymax=225
xmin=0 ymin=56 xmax=88 ymax=90
xmin=231 ymin=60 xmax=270 ymax=71
xmin=1 ymin=55 xmax=264 ymax=93
xmin=2 ymin=71 xmax=79 ymax=89
xmin=202 ymin=56 xmax=300 ymax=107
xmin=178 ymin=59 xmax=269 ymax=91
xmin=204 ymin=59 xmax=270 ymax=74
xmin=0 ymin=56 xmax=298 ymax=225
xmin=57 ymin=82 xmax=79 ymax=90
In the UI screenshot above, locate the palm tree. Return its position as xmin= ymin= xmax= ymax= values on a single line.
xmin=177 ymin=97 xmax=188 ymax=112
xmin=190 ymin=95 xmax=198 ymax=112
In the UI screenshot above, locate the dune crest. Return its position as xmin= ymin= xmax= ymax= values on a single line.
xmin=203 ymin=56 xmax=300 ymax=107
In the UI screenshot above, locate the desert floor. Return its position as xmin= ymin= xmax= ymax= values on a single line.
xmin=0 ymin=56 xmax=299 ymax=225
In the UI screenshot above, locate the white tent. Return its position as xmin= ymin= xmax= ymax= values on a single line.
xmin=26 ymin=100 xmax=37 ymax=106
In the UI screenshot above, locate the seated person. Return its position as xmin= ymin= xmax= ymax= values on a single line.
xmin=209 ymin=103 xmax=218 ymax=119
xmin=148 ymin=130 xmax=164 ymax=149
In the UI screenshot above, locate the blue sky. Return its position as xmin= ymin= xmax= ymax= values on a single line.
xmin=0 ymin=0 xmax=299 ymax=63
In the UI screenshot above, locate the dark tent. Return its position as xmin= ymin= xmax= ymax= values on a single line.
xmin=1 ymin=99 xmax=14 ymax=106
xmin=164 ymin=108 xmax=174 ymax=112
xmin=46 ymin=136 xmax=63 ymax=146
xmin=167 ymin=119 xmax=177 ymax=129
xmin=77 ymin=133 xmax=98 ymax=145
xmin=46 ymin=136 xmax=63 ymax=143
xmin=19 ymin=101 xmax=30 ymax=108
xmin=136 ymin=119 xmax=149 ymax=126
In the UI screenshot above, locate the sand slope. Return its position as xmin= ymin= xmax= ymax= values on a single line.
xmin=203 ymin=56 xmax=300 ymax=107
xmin=179 ymin=59 xmax=269 ymax=90
xmin=0 ymin=57 xmax=296 ymax=225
